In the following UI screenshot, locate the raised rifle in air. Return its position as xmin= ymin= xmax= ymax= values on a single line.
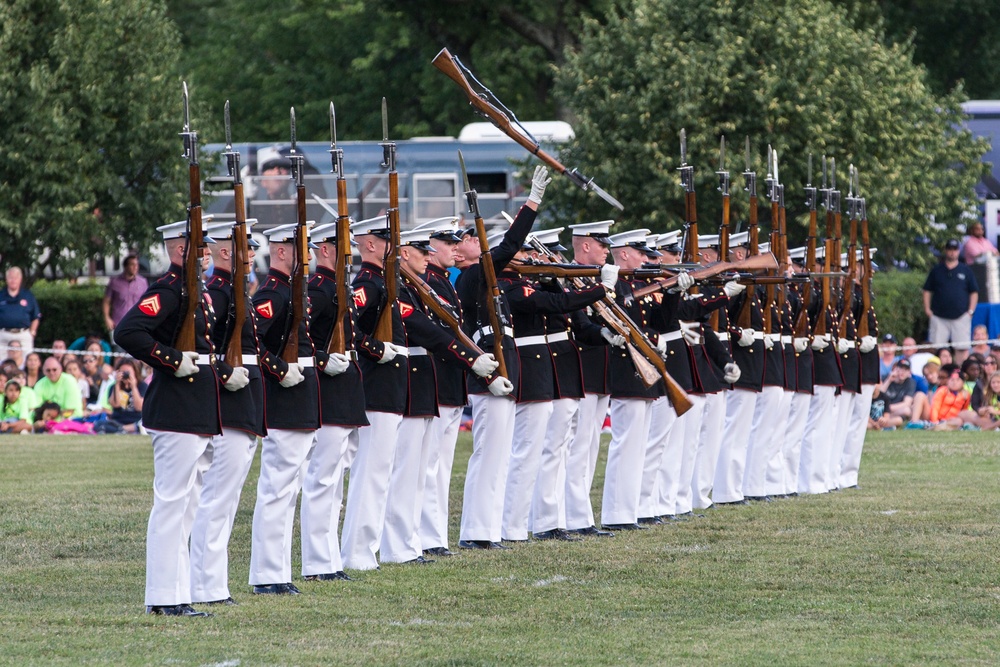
xmin=325 ymin=101 xmax=356 ymax=359
xmin=175 ymin=82 xmax=207 ymax=352
xmin=222 ymin=100 xmax=250 ymax=368
xmin=374 ymin=98 xmax=401 ymax=344
xmin=283 ymin=107 xmax=310 ymax=364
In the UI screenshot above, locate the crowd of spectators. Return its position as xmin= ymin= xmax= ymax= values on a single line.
xmin=868 ymin=331 xmax=1000 ymax=431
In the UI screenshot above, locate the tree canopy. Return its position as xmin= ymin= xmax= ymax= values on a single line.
xmin=0 ymin=0 xmax=191 ymax=279
xmin=553 ymin=0 xmax=988 ymax=268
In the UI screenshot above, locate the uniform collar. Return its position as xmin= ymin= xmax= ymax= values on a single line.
xmin=316 ymin=265 xmax=337 ymax=279
xmin=426 ymin=264 xmax=449 ymax=278
xmin=360 ymin=261 xmax=384 ymax=276
xmin=212 ymin=267 xmax=233 ymax=281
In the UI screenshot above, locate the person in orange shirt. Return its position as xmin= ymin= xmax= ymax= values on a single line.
xmin=929 ymin=369 xmax=971 ymax=430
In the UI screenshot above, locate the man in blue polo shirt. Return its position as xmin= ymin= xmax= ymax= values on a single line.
xmin=923 ymin=239 xmax=978 ymax=365
xmin=0 ymin=267 xmax=41 ymax=361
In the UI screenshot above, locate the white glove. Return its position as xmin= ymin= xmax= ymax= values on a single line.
xmin=527 ymin=165 xmax=551 ymax=205
xmin=377 ymin=342 xmax=409 ymax=364
xmin=600 ymin=327 xmax=626 ymax=348
xmin=859 ymin=335 xmax=877 ymax=353
xmin=654 ymin=334 xmax=668 ymax=357
xmin=793 ymin=337 xmax=809 ymax=353
xmin=723 ymin=362 xmax=741 ymax=384
xmin=836 ymin=338 xmax=853 ymax=354
xmin=487 ymin=375 xmax=514 ymax=397
xmin=763 ymin=334 xmax=774 ymax=350
xmin=737 ymin=328 xmax=755 ymax=347
xmin=811 ymin=336 xmax=829 ymax=351
xmin=323 ymin=352 xmax=351 ymax=376
xmin=174 ymin=351 xmax=200 ymax=378
xmin=680 ymin=320 xmax=701 ymax=345
xmin=223 ymin=366 xmax=250 ymax=391
xmin=279 ymin=362 xmax=305 ymax=387
xmin=723 ymin=280 xmax=745 ymax=298
xmin=471 ymin=353 xmax=500 ymax=378
xmin=600 ymin=264 xmax=619 ymax=291
xmin=676 ymin=271 xmax=694 ymax=292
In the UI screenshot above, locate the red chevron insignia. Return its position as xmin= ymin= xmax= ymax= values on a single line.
xmin=138 ymin=295 xmax=160 ymax=316
xmin=255 ymin=300 xmax=273 ymax=319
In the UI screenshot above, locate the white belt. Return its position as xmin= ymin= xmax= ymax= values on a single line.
xmin=298 ymin=356 xmax=315 ymax=368
xmin=408 ymin=346 xmax=428 ymax=356
xmin=515 ymin=335 xmax=548 ymax=347
xmin=767 ymin=334 xmax=782 ymax=343
xmin=716 ymin=332 xmax=730 ymax=342
xmin=547 ymin=331 xmax=571 ymax=343
xmin=815 ymin=333 xmax=834 ymax=343
xmin=781 ymin=335 xmax=793 ymax=344
xmin=473 ymin=325 xmax=514 ymax=345
xmin=661 ymin=330 xmax=683 ymax=342
xmin=752 ymin=331 xmax=766 ymax=340
xmin=242 ymin=354 xmax=258 ymax=365
xmin=196 ymin=354 xmax=214 ymax=366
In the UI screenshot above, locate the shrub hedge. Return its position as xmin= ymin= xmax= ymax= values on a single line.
xmin=31 ymin=281 xmax=107 ymax=349
xmin=871 ymin=270 xmax=928 ymax=342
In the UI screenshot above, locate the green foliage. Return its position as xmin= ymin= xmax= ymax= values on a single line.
xmin=0 ymin=0 xmax=189 ymax=279
xmin=554 ymin=0 xmax=988 ymax=269
xmin=872 ymin=269 xmax=928 ymax=340
xmin=31 ymin=281 xmax=107 ymax=348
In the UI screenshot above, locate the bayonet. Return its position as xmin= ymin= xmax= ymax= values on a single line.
xmin=222 ymin=100 xmax=241 ymax=185
xmin=289 ymin=107 xmax=304 ymax=188
xmin=680 ymin=128 xmax=688 ymax=166
xmin=180 ymin=82 xmax=197 ymax=164
xmin=458 ymin=149 xmax=479 ymax=219
xmin=329 ymin=101 xmax=343 ymax=177
xmin=716 ymin=136 xmax=729 ymax=195
xmin=379 ymin=97 xmax=395 ymax=171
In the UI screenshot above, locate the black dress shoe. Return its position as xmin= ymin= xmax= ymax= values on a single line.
xmin=490 ymin=541 xmax=512 ymax=550
xmin=196 ymin=597 xmax=237 ymax=606
xmin=304 ymin=572 xmax=351 ymax=581
xmin=252 ymin=583 xmax=300 ymax=595
xmin=715 ymin=499 xmax=750 ymax=506
xmin=458 ymin=539 xmax=492 ymax=550
xmin=661 ymin=514 xmax=681 ymax=522
xmin=404 ymin=555 xmax=435 ymax=564
xmin=601 ymin=523 xmax=647 ymax=531
xmin=424 ymin=547 xmax=455 ymax=557
xmin=146 ymin=604 xmax=212 ymax=617
xmin=786 ymin=492 xmax=800 ymax=497
xmin=637 ymin=516 xmax=664 ymax=525
xmin=533 ymin=529 xmax=582 ymax=541
xmin=678 ymin=511 xmax=706 ymax=518
xmin=841 ymin=485 xmax=859 ymax=490
xmin=566 ymin=525 xmax=615 ymax=537
xmin=746 ymin=495 xmax=773 ymax=503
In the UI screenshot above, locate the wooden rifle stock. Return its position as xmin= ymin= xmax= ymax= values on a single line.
xmin=284 ymin=108 xmax=308 ymax=364
xmin=328 ymin=170 xmax=352 ymax=355
xmin=737 ymin=152 xmax=759 ymax=330
xmin=400 ymin=264 xmax=482 ymax=354
xmin=857 ymin=199 xmax=873 ymax=338
xmin=375 ymin=99 xmax=399 ymax=343
xmin=630 ymin=253 xmax=778 ymax=300
xmin=175 ymin=83 xmax=204 ymax=353
xmin=223 ymin=101 xmax=248 ymax=368
xmin=475 ymin=217 xmax=508 ymax=379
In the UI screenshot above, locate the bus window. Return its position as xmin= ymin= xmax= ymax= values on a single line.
xmin=469 ymin=172 xmax=506 ymax=194
xmin=413 ymin=173 xmax=459 ymax=223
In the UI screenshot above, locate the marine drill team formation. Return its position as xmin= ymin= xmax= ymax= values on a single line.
xmin=119 ymin=57 xmax=879 ymax=617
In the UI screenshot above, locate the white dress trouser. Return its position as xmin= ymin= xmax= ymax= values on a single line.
xmin=713 ymin=389 xmax=758 ymax=503
xmin=798 ymin=386 xmax=837 ymax=495
xmin=659 ymin=394 xmax=706 ymax=515
xmin=773 ymin=392 xmax=811 ymax=495
xmin=503 ymin=401 xmax=555 ymax=540
xmin=601 ymin=398 xmax=654 ymax=526
xmin=532 ymin=397 xmax=579 ymax=533
xmin=828 ymin=391 xmax=856 ymax=491
xmin=381 ymin=416 xmax=434 ymax=562
xmin=460 ymin=394 xmax=517 ymax=543
xmin=341 ymin=411 xmax=403 ymax=570
xmin=420 ymin=405 xmax=463 ymax=550
xmin=743 ymin=386 xmax=786 ymax=497
xmin=692 ymin=391 xmax=726 ymax=509
xmin=189 ymin=428 xmax=258 ymax=602
xmin=248 ymin=428 xmax=314 ymax=586
xmin=565 ymin=393 xmax=609 ymax=530
xmin=639 ymin=396 xmax=676 ymax=518
xmin=145 ymin=429 xmax=213 ymax=606
xmin=839 ymin=384 xmax=875 ymax=489
xmin=301 ymin=424 xmax=357 ymax=576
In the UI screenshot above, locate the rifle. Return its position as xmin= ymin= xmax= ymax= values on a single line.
xmin=325 ymin=101 xmax=355 ymax=358
xmin=794 ymin=154 xmax=818 ymax=337
xmin=175 ymin=82 xmax=207 ymax=352
xmin=814 ymin=156 xmax=836 ymax=337
xmin=710 ymin=136 xmax=730 ymax=332
xmin=678 ymin=129 xmax=699 ymax=269
xmin=630 ymin=253 xmax=778 ymax=300
xmin=526 ymin=238 xmax=690 ymax=412
xmin=400 ymin=263 xmax=482 ymax=354
xmin=432 ymin=47 xmax=623 ymax=211
xmin=761 ymin=146 xmax=779 ymax=334
xmin=222 ymin=100 xmax=249 ymax=368
xmin=374 ymin=98 xmax=400 ymax=343
xmin=459 ymin=149 xmax=508 ymax=379
xmin=283 ymin=107 xmax=309 ymax=364
xmin=736 ymin=138 xmax=759 ymax=329
xmin=838 ymin=164 xmax=859 ymax=339
xmin=856 ymin=170 xmax=874 ymax=338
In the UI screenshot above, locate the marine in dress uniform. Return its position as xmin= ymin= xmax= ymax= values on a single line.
xmin=564 ymin=220 xmax=620 ymax=537
xmin=248 ymin=223 xmax=322 ymax=594
xmin=381 ymin=228 xmax=499 ymax=564
xmin=826 ymin=252 xmax=863 ymax=491
xmin=454 ymin=167 xmax=546 ymax=550
xmin=340 ymin=215 xmax=411 ymax=570
xmin=499 ymin=231 xmax=612 ymax=542
xmin=189 ymin=221 xmax=264 ymax=606
xmin=114 ymin=220 xmax=222 ymax=617
xmin=300 ymin=221 xmax=368 ymax=582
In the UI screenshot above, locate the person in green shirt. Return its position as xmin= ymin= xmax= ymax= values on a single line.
xmin=33 ymin=357 xmax=83 ymax=419
xmin=1 ymin=379 xmax=32 ymax=433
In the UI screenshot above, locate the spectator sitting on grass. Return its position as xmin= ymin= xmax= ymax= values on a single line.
xmin=34 ymin=358 xmax=82 ymax=419
xmin=61 ymin=358 xmax=90 ymax=411
xmin=928 ymin=368 xmax=972 ymax=431
xmin=6 ymin=339 xmax=23 ymax=369
xmin=936 ymin=347 xmax=954 ymax=366
xmin=971 ymin=325 xmax=991 ymax=358
xmin=872 ymin=358 xmax=916 ymax=429
xmin=879 ymin=334 xmax=900 ymax=381
xmin=963 ymin=370 xmax=1000 ymax=431
xmin=910 ymin=356 xmax=942 ymax=422
xmin=962 ymin=357 xmax=985 ymax=408
xmin=1 ymin=379 xmax=32 ymax=433
xmin=31 ymin=401 xmax=61 ymax=433
xmin=50 ymin=339 xmax=67 ymax=363
xmin=23 ymin=352 xmax=42 ymax=389
xmin=102 ymin=359 xmax=145 ymax=433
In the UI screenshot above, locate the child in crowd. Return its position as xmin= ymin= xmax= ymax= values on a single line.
xmin=1 ymin=379 xmax=32 ymax=433
xmin=964 ymin=370 xmax=1000 ymax=431
xmin=929 ymin=369 xmax=972 ymax=431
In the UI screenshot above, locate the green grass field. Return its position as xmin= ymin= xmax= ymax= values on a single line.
xmin=1 ymin=430 xmax=999 ymax=666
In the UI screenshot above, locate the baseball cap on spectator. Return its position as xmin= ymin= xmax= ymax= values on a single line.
xmin=894 ymin=358 xmax=911 ymax=370
xmin=882 ymin=333 xmax=897 ymax=344
xmin=944 ymin=239 xmax=960 ymax=250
